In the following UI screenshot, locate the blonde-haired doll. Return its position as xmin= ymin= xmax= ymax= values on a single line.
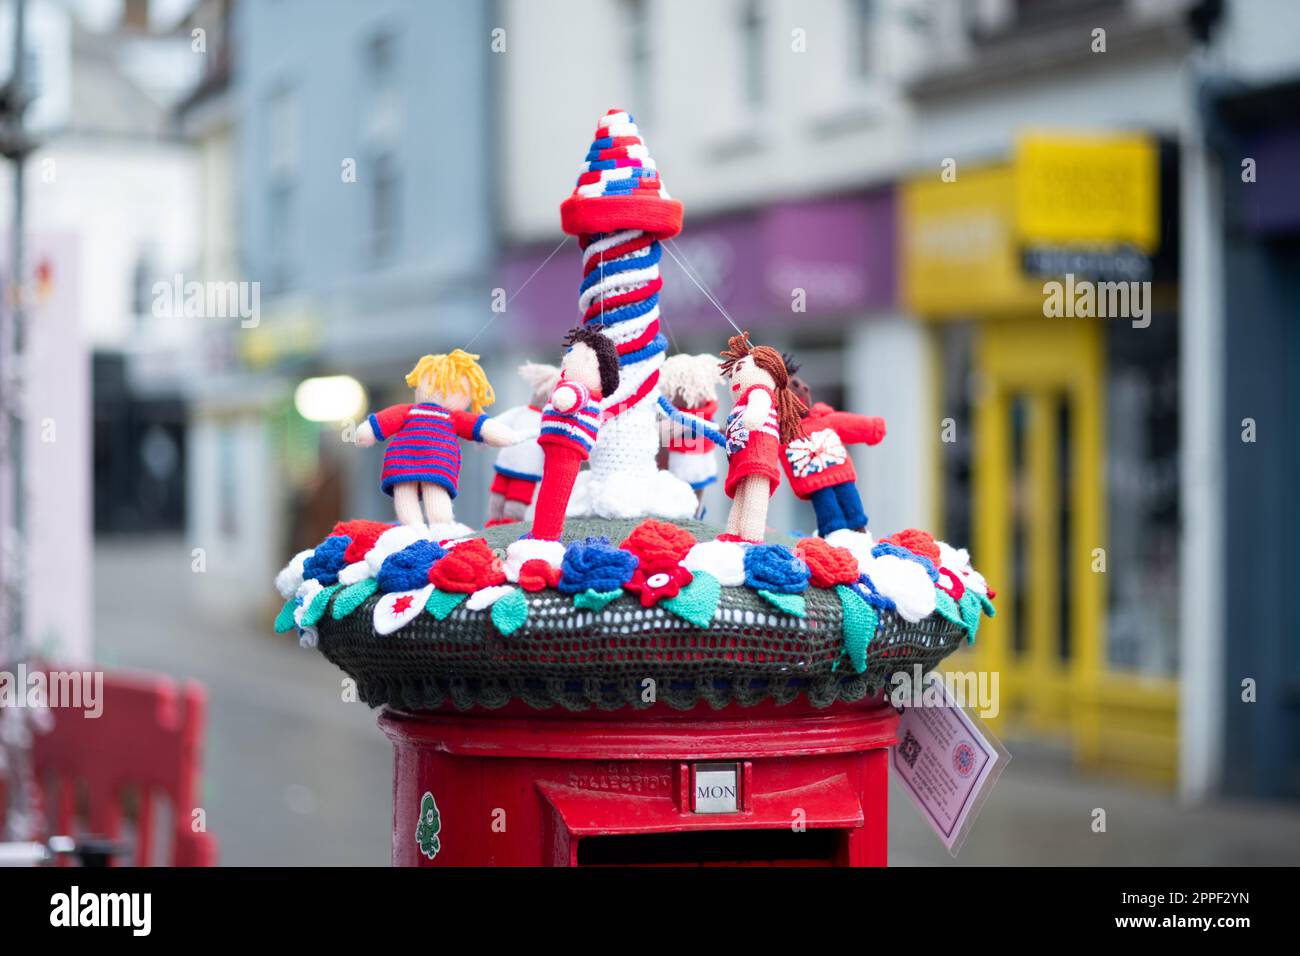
xmin=355 ymin=349 xmax=523 ymax=528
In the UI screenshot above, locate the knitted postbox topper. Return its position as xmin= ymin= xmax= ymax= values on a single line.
xmin=560 ymin=109 xmax=684 ymax=240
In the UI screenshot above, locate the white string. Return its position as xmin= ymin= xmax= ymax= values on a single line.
xmin=663 ymin=239 xmax=745 ymax=335
xmin=463 ymin=233 xmax=572 ymax=350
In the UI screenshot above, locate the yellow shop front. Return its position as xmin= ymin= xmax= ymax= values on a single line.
xmin=901 ymin=135 xmax=1181 ymax=785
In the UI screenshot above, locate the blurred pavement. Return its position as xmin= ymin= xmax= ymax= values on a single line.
xmin=95 ymin=536 xmax=1300 ymax=867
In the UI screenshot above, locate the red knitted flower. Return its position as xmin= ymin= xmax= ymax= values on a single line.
xmin=796 ymin=537 xmax=860 ymax=589
xmin=624 ymin=563 xmax=693 ymax=608
xmin=936 ymin=566 xmax=966 ymax=601
xmin=881 ymin=528 xmax=941 ymax=565
xmin=334 ymin=520 xmax=394 ymax=564
xmin=428 ymin=539 xmax=507 ymax=594
xmin=620 ymin=519 xmax=696 ymax=566
xmin=517 ymin=559 xmax=562 ymax=593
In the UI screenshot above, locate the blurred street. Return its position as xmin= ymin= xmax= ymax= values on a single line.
xmin=94 ymin=535 xmax=390 ymax=866
xmin=96 ymin=533 xmax=1300 ymax=867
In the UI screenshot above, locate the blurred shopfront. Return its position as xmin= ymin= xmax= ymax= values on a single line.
xmin=902 ymin=134 xmax=1183 ymax=785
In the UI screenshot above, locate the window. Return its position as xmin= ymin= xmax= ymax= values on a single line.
xmin=848 ymin=0 xmax=875 ymax=79
xmin=624 ymin=0 xmax=652 ymax=124
xmin=364 ymin=32 xmax=401 ymax=261
xmin=739 ymin=0 xmax=764 ymax=110
xmin=266 ymin=83 xmax=299 ymax=291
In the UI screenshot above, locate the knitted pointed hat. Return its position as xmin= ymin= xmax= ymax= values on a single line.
xmin=560 ymin=109 xmax=684 ymax=239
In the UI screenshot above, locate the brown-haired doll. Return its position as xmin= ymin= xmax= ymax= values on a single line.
xmin=718 ymin=332 xmax=806 ymax=543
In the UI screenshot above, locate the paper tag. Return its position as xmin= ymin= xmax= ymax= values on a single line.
xmin=890 ymin=672 xmax=1010 ymax=856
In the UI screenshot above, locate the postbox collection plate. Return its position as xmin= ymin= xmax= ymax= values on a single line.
xmin=692 ymin=762 xmax=741 ymax=814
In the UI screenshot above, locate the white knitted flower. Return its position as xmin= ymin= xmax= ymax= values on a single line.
xmin=937 ymin=541 xmax=989 ymax=597
xmin=504 ymin=538 xmax=567 ymax=580
xmin=373 ymin=584 xmax=433 ymax=636
xmin=365 ymin=525 xmax=434 ymax=577
xmin=336 ymin=561 xmax=372 ymax=586
xmin=862 ymin=554 xmax=936 ymax=623
xmin=824 ymin=529 xmax=875 ymax=571
xmin=275 ymin=549 xmax=314 ymax=599
xmin=683 ymin=540 xmax=747 ymax=587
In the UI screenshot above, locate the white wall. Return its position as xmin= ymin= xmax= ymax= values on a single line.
xmin=500 ymin=0 xmax=924 ymax=241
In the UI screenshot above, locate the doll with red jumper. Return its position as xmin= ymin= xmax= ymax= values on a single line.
xmin=778 ymin=355 xmax=886 ymax=537
xmin=355 ymin=349 xmax=523 ymax=529
xmin=717 ymin=332 xmax=806 ymax=543
xmin=530 ymin=326 xmax=621 ymax=541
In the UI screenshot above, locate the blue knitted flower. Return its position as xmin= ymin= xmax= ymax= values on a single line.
xmin=303 ymin=535 xmax=351 ymax=586
xmin=743 ymin=544 xmax=810 ymax=595
xmin=853 ymin=573 xmax=896 ymax=612
xmin=871 ymin=542 xmax=939 ymax=582
xmin=377 ymin=539 xmax=447 ymax=593
xmin=557 ymin=536 xmax=639 ymax=595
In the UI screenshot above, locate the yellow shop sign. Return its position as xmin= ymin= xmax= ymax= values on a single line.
xmin=1014 ymin=133 xmax=1159 ymax=253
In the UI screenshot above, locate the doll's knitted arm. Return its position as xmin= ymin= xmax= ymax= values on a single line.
xmin=821 ymin=410 xmax=887 ymax=446
xmin=742 ymin=387 xmax=773 ymax=430
xmin=451 ymin=409 xmax=526 ymax=448
xmin=358 ymin=403 xmax=414 ymax=447
xmin=549 ymin=381 xmax=589 ymax=414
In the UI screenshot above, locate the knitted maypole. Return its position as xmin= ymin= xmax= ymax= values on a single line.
xmin=559 ymin=109 xmax=700 ymax=520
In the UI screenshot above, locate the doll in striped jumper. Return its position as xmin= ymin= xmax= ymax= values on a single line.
xmin=531 ymin=327 xmax=621 ymax=541
xmin=718 ymin=332 xmax=807 ymax=543
xmin=355 ymin=350 xmax=524 ymax=529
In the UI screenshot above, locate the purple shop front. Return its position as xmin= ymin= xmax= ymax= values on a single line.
xmin=500 ymin=190 xmax=897 ymax=345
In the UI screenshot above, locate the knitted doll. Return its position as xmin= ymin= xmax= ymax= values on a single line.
xmin=717 ymin=332 xmax=806 ymax=543
xmin=531 ymin=327 xmax=621 ymax=541
xmin=486 ymin=362 xmax=560 ymax=526
xmin=355 ymin=349 xmax=523 ymax=529
xmin=659 ymin=353 xmax=722 ymax=510
xmin=778 ymin=358 xmax=886 ymax=537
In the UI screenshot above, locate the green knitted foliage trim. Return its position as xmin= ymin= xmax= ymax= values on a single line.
xmin=978 ymin=592 xmax=996 ymax=618
xmin=274 ymin=598 xmax=299 ymax=633
xmin=426 ymin=589 xmax=468 ymax=621
xmin=958 ymin=590 xmax=983 ymax=644
xmin=756 ymin=589 xmax=806 ymax=618
xmin=662 ymin=571 xmax=721 ymax=627
xmin=301 ymin=584 xmax=340 ymax=627
xmin=836 ymin=584 xmax=879 ymax=673
xmin=491 ymin=587 xmax=528 ymax=636
xmin=934 ymin=589 xmax=965 ymax=629
xmin=573 ymin=588 xmax=623 ymax=612
xmin=332 ymin=579 xmax=379 ymax=620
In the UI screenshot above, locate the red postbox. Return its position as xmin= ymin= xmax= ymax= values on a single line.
xmin=380 ymin=696 xmax=898 ymax=867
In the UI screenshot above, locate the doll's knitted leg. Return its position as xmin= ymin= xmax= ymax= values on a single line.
xmin=393 ymin=483 xmax=424 ymax=526
xmin=487 ymin=492 xmax=506 ymax=522
xmin=734 ymin=476 xmax=770 ymax=543
xmin=532 ymin=447 xmax=583 ymax=540
xmin=810 ymin=486 xmax=848 ymax=537
xmin=420 ymin=483 xmax=454 ymax=526
xmin=503 ymin=499 xmax=529 ymax=521
xmin=833 ymin=481 xmax=868 ymax=531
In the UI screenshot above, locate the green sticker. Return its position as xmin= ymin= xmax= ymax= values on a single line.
xmin=415 ymin=791 xmax=441 ymax=861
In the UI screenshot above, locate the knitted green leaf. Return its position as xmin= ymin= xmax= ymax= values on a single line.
xmin=662 ymin=571 xmax=721 ymax=627
xmin=491 ymin=587 xmax=528 ymax=636
xmin=756 ymin=589 xmax=806 ymax=618
xmin=573 ymin=588 xmax=623 ymax=612
xmin=934 ymin=589 xmax=965 ymax=629
xmin=977 ymin=592 xmax=996 ymax=618
xmin=332 ymin=579 xmax=379 ymax=620
xmin=426 ymin=589 xmax=468 ymax=621
xmin=301 ymin=584 xmax=340 ymax=627
xmin=836 ymin=584 xmax=878 ymax=673
xmin=274 ymin=598 xmax=299 ymax=633
xmin=958 ymin=590 xmax=983 ymax=644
